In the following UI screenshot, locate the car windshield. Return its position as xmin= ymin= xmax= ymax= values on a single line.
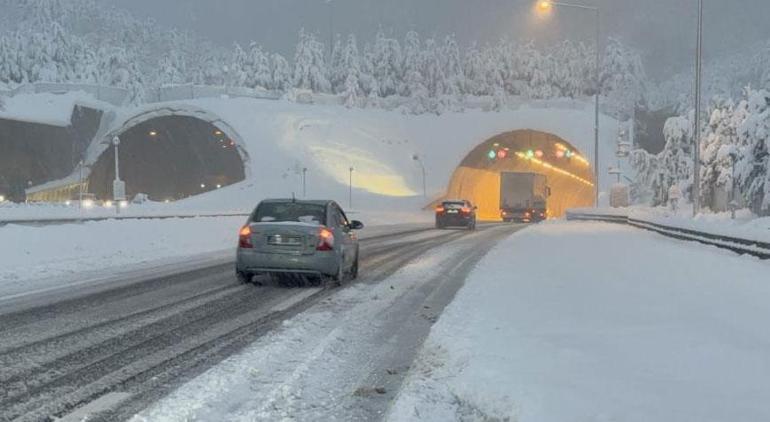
xmin=252 ymin=202 xmax=326 ymax=225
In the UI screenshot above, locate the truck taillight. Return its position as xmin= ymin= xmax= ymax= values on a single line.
xmin=435 ymin=206 xmax=445 ymax=213
xmin=316 ymin=227 xmax=335 ymax=251
xmin=239 ymin=225 xmax=253 ymax=248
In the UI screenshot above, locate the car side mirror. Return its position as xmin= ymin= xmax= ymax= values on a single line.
xmin=349 ymin=220 xmax=364 ymax=230
xmin=473 ymin=206 xmax=478 ymax=210
xmin=546 ymin=187 xmax=552 ymax=197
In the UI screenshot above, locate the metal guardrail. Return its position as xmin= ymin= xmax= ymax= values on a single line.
xmin=0 ymin=212 xmax=251 ymax=227
xmin=566 ymin=211 xmax=770 ymax=260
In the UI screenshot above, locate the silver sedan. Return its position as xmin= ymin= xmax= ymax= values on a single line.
xmin=236 ymin=199 xmax=364 ymax=285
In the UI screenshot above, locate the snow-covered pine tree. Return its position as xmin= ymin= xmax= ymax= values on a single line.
xmin=243 ymin=42 xmax=272 ymax=90
xmin=699 ymin=99 xmax=741 ymax=209
xmin=368 ymin=30 xmax=401 ymax=97
xmin=340 ymin=34 xmax=362 ymax=108
xmin=157 ymin=50 xmax=188 ymax=86
xmin=329 ymin=34 xmax=345 ymax=94
xmin=400 ymin=31 xmax=422 ymax=97
xmin=736 ymin=89 xmax=770 ymax=214
xmin=463 ymin=44 xmax=488 ymax=96
xmin=440 ymin=35 xmax=465 ymax=98
xmin=226 ymin=43 xmax=248 ymax=88
xmin=270 ymin=53 xmax=291 ymax=92
xmin=600 ymin=38 xmax=646 ymax=120
xmin=292 ymin=29 xmax=331 ymax=93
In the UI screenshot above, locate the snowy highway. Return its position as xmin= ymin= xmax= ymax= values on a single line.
xmin=0 ymin=223 xmax=521 ymax=422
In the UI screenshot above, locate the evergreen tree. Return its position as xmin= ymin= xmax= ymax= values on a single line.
xmin=292 ymin=29 xmax=331 ymax=93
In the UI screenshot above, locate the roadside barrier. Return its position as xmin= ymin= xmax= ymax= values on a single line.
xmin=566 ymin=211 xmax=770 ymax=260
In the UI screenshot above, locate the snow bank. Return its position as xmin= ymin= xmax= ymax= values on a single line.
xmin=0 ymin=91 xmax=107 ymax=126
xmin=0 ymin=210 xmax=432 ymax=300
xmin=569 ymin=206 xmax=770 ymax=243
xmin=389 ymin=221 xmax=770 ymax=422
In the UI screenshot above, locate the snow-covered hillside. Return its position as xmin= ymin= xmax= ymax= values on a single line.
xmin=95 ymin=97 xmax=623 ymax=212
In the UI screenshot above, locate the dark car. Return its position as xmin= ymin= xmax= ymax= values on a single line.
xmin=236 ymin=199 xmax=364 ymax=286
xmin=435 ymin=199 xmax=477 ymax=230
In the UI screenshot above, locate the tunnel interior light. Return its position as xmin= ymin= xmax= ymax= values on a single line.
xmin=200 ymin=184 xmax=206 ymax=189
xmin=214 ymin=130 xmax=224 ymax=136
xmin=515 ymin=151 xmax=594 ymax=187
xmin=0 ymin=195 xmax=5 ymax=202
xmin=216 ymin=184 xmax=222 ymax=189
xmin=149 ymin=130 xmax=158 ymax=137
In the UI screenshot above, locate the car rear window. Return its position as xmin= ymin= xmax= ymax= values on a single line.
xmin=252 ymin=202 xmax=326 ymax=225
xmin=443 ymin=201 xmax=465 ymax=209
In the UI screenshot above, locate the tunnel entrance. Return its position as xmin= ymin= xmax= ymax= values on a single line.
xmin=0 ymin=106 xmax=101 ymax=202
xmin=89 ymin=115 xmax=245 ymax=202
xmin=445 ymin=130 xmax=595 ymax=220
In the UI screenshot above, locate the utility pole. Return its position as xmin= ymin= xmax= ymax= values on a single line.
xmin=692 ymin=0 xmax=704 ymax=216
xmin=302 ymin=167 xmax=308 ymax=198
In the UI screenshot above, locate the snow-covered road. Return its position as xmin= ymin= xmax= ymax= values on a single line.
xmin=389 ymin=221 xmax=770 ymax=422
xmin=0 ymin=222 xmax=520 ymax=421
xmin=131 ymin=224 xmax=518 ymax=422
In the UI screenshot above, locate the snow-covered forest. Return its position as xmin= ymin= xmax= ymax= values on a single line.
xmin=0 ymin=0 xmax=646 ymax=115
xmin=631 ymin=89 xmax=770 ymax=215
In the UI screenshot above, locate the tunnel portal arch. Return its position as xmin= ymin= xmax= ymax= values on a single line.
xmin=444 ymin=129 xmax=596 ymax=220
xmin=88 ymin=106 xmax=250 ymax=202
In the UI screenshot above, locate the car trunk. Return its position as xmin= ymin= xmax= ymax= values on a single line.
xmin=247 ymin=222 xmax=320 ymax=255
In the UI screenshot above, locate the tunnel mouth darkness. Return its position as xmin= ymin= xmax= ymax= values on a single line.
xmin=444 ymin=129 xmax=595 ymax=221
xmin=89 ymin=115 xmax=245 ymax=202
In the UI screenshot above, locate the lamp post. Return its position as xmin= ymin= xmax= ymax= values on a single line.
xmin=348 ymin=166 xmax=354 ymax=209
xmin=112 ymin=136 xmax=126 ymax=215
xmin=302 ymin=167 xmax=308 ymax=198
xmin=537 ymin=0 xmax=601 ymax=208
xmin=325 ymin=0 xmax=334 ymax=57
xmin=692 ymin=0 xmax=704 ymax=216
xmin=412 ymin=154 xmax=427 ymax=199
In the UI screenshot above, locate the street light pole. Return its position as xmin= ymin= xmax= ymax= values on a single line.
xmin=112 ymin=136 xmax=126 ymax=215
xmin=348 ymin=166 xmax=354 ymax=209
xmin=537 ymin=1 xmax=601 ymax=207
xmin=326 ymin=0 xmax=334 ymax=58
xmin=692 ymin=0 xmax=704 ymax=216
xmin=302 ymin=167 xmax=308 ymax=198
xmin=412 ymin=154 xmax=427 ymax=199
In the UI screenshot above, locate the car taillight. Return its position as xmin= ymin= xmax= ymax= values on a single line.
xmin=525 ymin=211 xmax=531 ymax=218
xmin=461 ymin=207 xmax=471 ymax=214
xmin=239 ymin=225 xmax=253 ymax=248
xmin=316 ymin=227 xmax=335 ymax=251
xmin=435 ymin=206 xmax=445 ymax=213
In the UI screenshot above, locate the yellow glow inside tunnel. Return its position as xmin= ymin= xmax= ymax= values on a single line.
xmin=443 ymin=130 xmax=595 ymax=220
xmin=308 ymin=144 xmax=417 ymax=197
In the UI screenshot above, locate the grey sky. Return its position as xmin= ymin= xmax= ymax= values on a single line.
xmin=106 ymin=0 xmax=770 ymax=79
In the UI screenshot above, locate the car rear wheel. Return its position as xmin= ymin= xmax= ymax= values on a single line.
xmin=236 ymin=271 xmax=252 ymax=284
xmin=326 ymin=258 xmax=346 ymax=287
